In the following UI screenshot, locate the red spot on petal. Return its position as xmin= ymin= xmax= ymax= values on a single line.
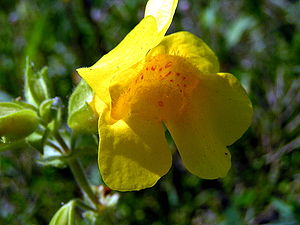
xmin=183 ymin=84 xmax=187 ymax=87
xmin=146 ymin=67 xmax=149 ymax=71
xmin=176 ymin=73 xmax=180 ymax=76
xmin=141 ymin=75 xmax=144 ymax=80
xmin=182 ymin=77 xmax=186 ymax=80
xmin=165 ymin=62 xmax=172 ymax=68
xmin=170 ymin=79 xmax=174 ymax=82
xmin=164 ymin=71 xmax=171 ymax=77
xmin=159 ymin=68 xmax=162 ymax=72
xmin=151 ymin=66 xmax=156 ymax=71
xmin=158 ymin=101 xmax=164 ymax=107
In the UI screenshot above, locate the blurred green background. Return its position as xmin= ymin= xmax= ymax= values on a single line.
xmin=0 ymin=0 xmax=300 ymax=224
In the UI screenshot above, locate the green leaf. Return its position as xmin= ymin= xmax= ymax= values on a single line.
xmin=24 ymin=58 xmax=52 ymax=106
xmin=225 ymin=16 xmax=256 ymax=48
xmin=12 ymin=100 xmax=37 ymax=111
xmin=0 ymin=102 xmax=39 ymax=142
xmin=49 ymin=200 xmax=76 ymax=225
xmin=68 ymin=80 xmax=98 ymax=133
xmin=201 ymin=1 xmax=219 ymax=28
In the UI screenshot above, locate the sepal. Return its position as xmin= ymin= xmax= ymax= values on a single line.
xmin=68 ymin=80 xmax=98 ymax=133
xmin=24 ymin=58 xmax=52 ymax=106
xmin=49 ymin=200 xmax=76 ymax=225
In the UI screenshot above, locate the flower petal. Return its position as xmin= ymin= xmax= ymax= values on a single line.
xmin=98 ymin=110 xmax=172 ymax=191
xmin=165 ymin=73 xmax=252 ymax=179
xmin=109 ymin=61 xmax=144 ymax=107
xmin=145 ymin=0 xmax=178 ymax=35
xmin=77 ymin=16 xmax=161 ymax=105
xmin=89 ymin=94 xmax=107 ymax=117
xmin=148 ymin=31 xmax=220 ymax=73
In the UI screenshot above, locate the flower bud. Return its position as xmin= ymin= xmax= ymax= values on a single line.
xmin=24 ymin=58 xmax=52 ymax=106
xmin=0 ymin=102 xmax=39 ymax=142
xmin=49 ymin=201 xmax=75 ymax=225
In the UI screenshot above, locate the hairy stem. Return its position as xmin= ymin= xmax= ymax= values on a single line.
xmin=68 ymin=159 xmax=99 ymax=210
xmin=53 ymin=132 xmax=70 ymax=154
xmin=74 ymin=199 xmax=98 ymax=212
xmin=53 ymin=131 xmax=99 ymax=210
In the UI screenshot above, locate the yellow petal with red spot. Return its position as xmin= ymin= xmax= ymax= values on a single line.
xmin=109 ymin=31 xmax=219 ymax=111
xmin=165 ymin=73 xmax=252 ymax=179
xmin=98 ymin=109 xmax=172 ymax=191
xmin=110 ymin=55 xmax=200 ymax=121
xmin=148 ymin=31 xmax=220 ymax=73
xmin=109 ymin=61 xmax=144 ymax=107
xmin=145 ymin=0 xmax=178 ymax=35
xmin=77 ymin=16 xmax=161 ymax=105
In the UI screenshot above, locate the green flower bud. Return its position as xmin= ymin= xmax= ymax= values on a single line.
xmin=68 ymin=80 xmax=97 ymax=133
xmin=24 ymin=58 xmax=52 ymax=106
xmin=49 ymin=200 xmax=75 ymax=225
xmin=0 ymin=102 xmax=39 ymax=142
xmin=39 ymin=97 xmax=62 ymax=126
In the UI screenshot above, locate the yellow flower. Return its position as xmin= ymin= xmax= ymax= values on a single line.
xmin=77 ymin=0 xmax=253 ymax=191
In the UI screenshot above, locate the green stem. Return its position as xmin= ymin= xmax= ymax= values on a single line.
xmin=68 ymin=159 xmax=99 ymax=210
xmin=74 ymin=199 xmax=98 ymax=212
xmin=47 ymin=140 xmax=63 ymax=153
xmin=53 ymin=131 xmax=69 ymax=154
xmin=53 ymin=131 xmax=99 ymax=210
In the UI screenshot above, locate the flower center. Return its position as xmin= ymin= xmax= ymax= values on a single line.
xmin=111 ymin=55 xmax=199 ymax=121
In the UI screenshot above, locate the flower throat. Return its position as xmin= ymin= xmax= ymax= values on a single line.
xmin=112 ymin=55 xmax=199 ymax=121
